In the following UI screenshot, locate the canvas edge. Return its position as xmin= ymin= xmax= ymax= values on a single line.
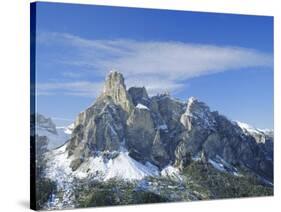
xmin=30 ymin=2 xmax=37 ymax=211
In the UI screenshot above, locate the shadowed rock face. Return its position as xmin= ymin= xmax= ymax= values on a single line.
xmin=128 ymin=87 xmax=149 ymax=106
xmin=65 ymin=70 xmax=273 ymax=182
xmin=126 ymin=106 xmax=156 ymax=162
xmin=177 ymin=98 xmax=273 ymax=181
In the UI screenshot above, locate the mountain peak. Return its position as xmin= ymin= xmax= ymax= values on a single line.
xmin=128 ymin=86 xmax=149 ymax=106
xmin=102 ymin=70 xmax=133 ymax=113
xmin=185 ymin=96 xmax=209 ymax=115
xmin=186 ymin=96 xmax=198 ymax=109
xmin=104 ymin=70 xmax=125 ymax=92
xmin=187 ymin=96 xmax=197 ymax=104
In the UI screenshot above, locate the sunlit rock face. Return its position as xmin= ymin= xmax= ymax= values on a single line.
xmin=102 ymin=70 xmax=134 ymax=113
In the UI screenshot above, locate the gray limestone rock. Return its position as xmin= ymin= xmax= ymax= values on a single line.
xmin=126 ymin=106 xmax=156 ymax=162
xmin=102 ymin=70 xmax=134 ymax=114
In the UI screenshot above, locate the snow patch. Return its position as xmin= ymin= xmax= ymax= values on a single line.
xmin=192 ymin=153 xmax=203 ymax=161
xmin=157 ymin=124 xmax=168 ymax=130
xmin=63 ymin=123 xmax=74 ymax=135
xmin=208 ymin=156 xmax=240 ymax=177
xmin=104 ymin=152 xmax=158 ymax=180
xmin=46 ymin=146 xmax=159 ymax=182
xmin=136 ymin=103 xmax=149 ymax=110
xmin=208 ymin=158 xmax=226 ymax=172
xmin=187 ymin=96 xmax=197 ymax=106
xmin=236 ymin=121 xmax=261 ymax=134
xmin=161 ymin=165 xmax=182 ymax=181
xmin=236 ymin=121 xmax=273 ymax=135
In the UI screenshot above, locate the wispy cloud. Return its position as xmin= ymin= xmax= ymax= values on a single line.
xmin=61 ymin=71 xmax=83 ymax=78
xmin=37 ymin=81 xmax=103 ymax=97
xmin=51 ymin=117 xmax=73 ymax=121
xmin=37 ymin=32 xmax=273 ymax=97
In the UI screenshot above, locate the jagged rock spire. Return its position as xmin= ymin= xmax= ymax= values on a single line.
xmin=102 ymin=70 xmax=134 ymax=113
xmin=103 ymin=70 xmax=125 ymax=93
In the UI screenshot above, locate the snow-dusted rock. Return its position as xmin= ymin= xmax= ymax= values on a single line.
xmin=46 ymin=71 xmax=273 ymax=185
xmin=136 ymin=103 xmax=149 ymax=110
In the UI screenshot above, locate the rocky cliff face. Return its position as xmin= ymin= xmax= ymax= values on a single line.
xmin=177 ymin=98 xmax=273 ymax=181
xmin=64 ymin=71 xmax=273 ymax=182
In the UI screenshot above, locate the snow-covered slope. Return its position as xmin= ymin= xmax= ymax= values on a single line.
xmin=236 ymin=121 xmax=273 ymax=144
xmin=44 ymin=144 xmax=181 ymax=209
xmin=76 ymin=151 xmax=160 ymax=181
xmin=45 ymin=145 xmax=160 ymax=182
xmin=237 ymin=121 xmax=263 ymax=134
xmin=104 ymin=152 xmax=158 ymax=180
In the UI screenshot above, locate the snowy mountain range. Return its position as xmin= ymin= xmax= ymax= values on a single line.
xmin=34 ymin=71 xmax=273 ymax=210
xmin=34 ymin=113 xmax=73 ymax=150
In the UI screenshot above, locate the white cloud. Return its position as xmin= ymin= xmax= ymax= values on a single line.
xmin=37 ymin=81 xmax=103 ymax=97
xmin=37 ymin=32 xmax=273 ymax=97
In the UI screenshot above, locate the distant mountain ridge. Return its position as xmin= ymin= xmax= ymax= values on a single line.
xmin=42 ymin=71 xmax=273 ymax=184
xmin=34 ymin=113 xmax=73 ymax=150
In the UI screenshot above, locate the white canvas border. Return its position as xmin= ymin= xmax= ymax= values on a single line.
xmin=0 ymin=0 xmax=280 ymax=211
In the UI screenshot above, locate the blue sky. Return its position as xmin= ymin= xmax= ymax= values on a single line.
xmin=34 ymin=2 xmax=273 ymax=128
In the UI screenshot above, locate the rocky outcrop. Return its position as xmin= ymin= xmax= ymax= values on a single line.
xmin=102 ymin=70 xmax=134 ymax=113
xmin=66 ymin=71 xmax=134 ymax=170
xmin=67 ymin=96 xmax=128 ymax=170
